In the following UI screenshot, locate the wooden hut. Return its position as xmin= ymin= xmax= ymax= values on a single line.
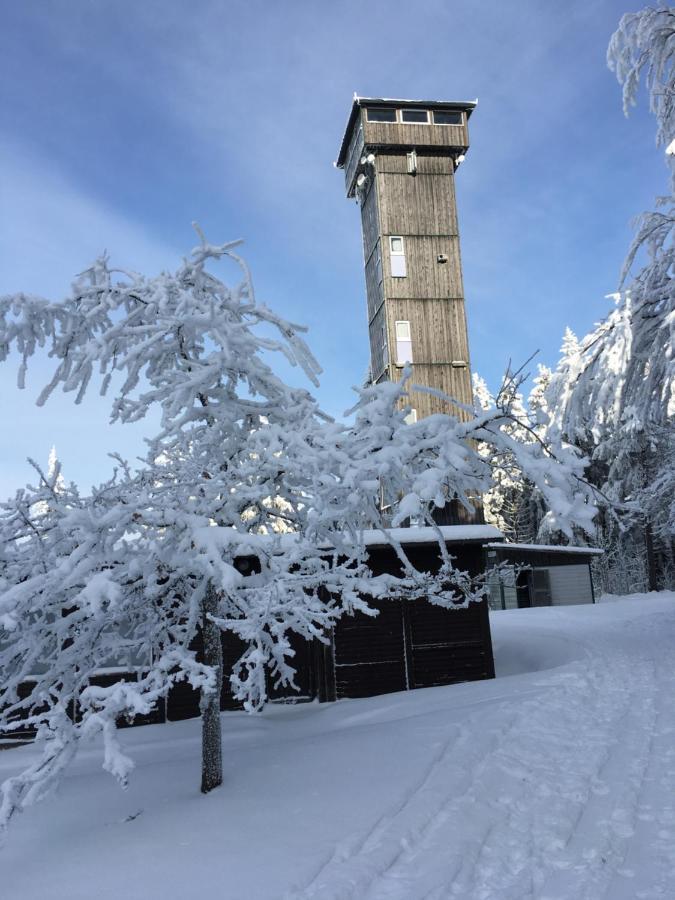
xmin=484 ymin=542 xmax=603 ymax=609
xmin=164 ymin=523 xmax=501 ymax=719
xmin=103 ymin=533 xmax=603 ymax=727
xmin=4 ymin=528 xmax=604 ymax=740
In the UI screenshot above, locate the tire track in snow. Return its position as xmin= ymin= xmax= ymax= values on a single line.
xmin=288 ymin=702 xmax=539 ymax=899
xmin=290 ymin=607 xmax=675 ymax=900
xmin=288 ymin=721 xmax=468 ymax=895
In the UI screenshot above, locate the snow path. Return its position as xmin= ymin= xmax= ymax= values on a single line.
xmin=2 ymin=592 xmax=675 ymax=900
xmin=291 ymin=598 xmax=675 ymax=900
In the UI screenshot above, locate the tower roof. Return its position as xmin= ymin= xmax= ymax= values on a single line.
xmin=335 ymin=95 xmax=477 ymax=168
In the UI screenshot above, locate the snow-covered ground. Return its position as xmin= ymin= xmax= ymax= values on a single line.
xmin=3 ymin=592 xmax=675 ymax=899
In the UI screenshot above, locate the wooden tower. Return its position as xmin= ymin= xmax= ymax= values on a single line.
xmin=336 ymin=96 xmax=476 ymax=421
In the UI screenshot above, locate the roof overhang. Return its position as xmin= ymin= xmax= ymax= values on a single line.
xmin=484 ymin=542 xmax=604 ymax=560
xmin=335 ymin=95 xmax=478 ymax=168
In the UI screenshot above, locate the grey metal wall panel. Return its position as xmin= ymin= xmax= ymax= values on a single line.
xmin=548 ymin=564 xmax=594 ymax=605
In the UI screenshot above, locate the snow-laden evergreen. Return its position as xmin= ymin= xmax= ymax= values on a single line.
xmin=608 ymin=6 xmax=675 ymax=154
xmin=472 ymin=371 xmax=547 ymax=543
xmin=480 ymin=8 xmax=675 ymax=592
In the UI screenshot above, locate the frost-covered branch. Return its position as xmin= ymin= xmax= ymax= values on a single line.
xmin=0 ymin=231 xmax=597 ymax=835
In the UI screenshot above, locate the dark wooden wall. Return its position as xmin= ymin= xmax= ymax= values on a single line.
xmin=331 ymin=594 xmax=493 ymax=700
xmin=5 ymin=540 xmax=496 ymax=737
xmin=133 ymin=540 xmax=495 ymax=715
xmin=165 ymin=620 xmax=319 ymax=721
xmin=488 ymin=547 xmax=602 ymax=568
xmin=327 ymin=541 xmax=495 ymax=700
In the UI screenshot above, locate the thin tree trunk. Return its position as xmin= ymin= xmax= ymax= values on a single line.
xmin=201 ymin=581 xmax=223 ymax=793
xmin=645 ymin=522 xmax=659 ymax=592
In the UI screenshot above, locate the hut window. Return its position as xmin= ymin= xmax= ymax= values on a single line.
xmin=367 ymin=107 xmax=396 ymax=122
xmin=389 ymin=236 xmax=407 ymax=277
xmin=395 ymin=320 xmax=413 ymax=365
xmin=433 ymin=110 xmax=463 ymax=125
xmin=406 ymin=150 xmax=417 ymax=174
xmin=400 ymin=108 xmax=428 ymax=124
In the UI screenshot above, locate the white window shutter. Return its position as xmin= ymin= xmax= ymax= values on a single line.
xmin=389 ymin=236 xmax=407 ymax=277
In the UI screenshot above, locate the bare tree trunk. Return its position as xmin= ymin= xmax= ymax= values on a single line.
xmin=201 ymin=582 xmax=223 ymax=794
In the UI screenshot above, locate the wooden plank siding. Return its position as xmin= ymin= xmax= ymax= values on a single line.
xmin=376 ymin=157 xmax=459 ymax=236
xmin=341 ymin=101 xmax=476 ymax=426
xmin=165 ymin=628 xmax=319 ymax=721
xmin=343 ymin=120 xmax=365 ymax=197
xmin=5 ymin=537 xmax=496 ymax=737
xmin=333 ymin=598 xmax=408 ymax=699
xmin=400 ymin=366 xmax=473 ymax=419
xmin=360 ymin=175 xmax=381 ymax=263
xmin=364 ymin=246 xmax=384 ymax=323
xmin=329 ymin=540 xmax=495 ymax=700
xmin=386 ymin=296 xmax=473 ymax=415
xmin=363 ymin=117 xmax=469 ymax=154
xmin=337 ymin=101 xmax=475 ymax=196
xmin=382 ymin=236 xmax=465 ymax=298
xmin=368 ymin=304 xmax=389 ymax=381
xmin=387 ymin=299 xmax=471 ymax=362
xmin=407 ymin=600 xmax=491 ymax=689
xmin=369 ymin=143 xmax=474 ymax=422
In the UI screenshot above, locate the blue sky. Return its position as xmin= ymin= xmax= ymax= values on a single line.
xmin=0 ymin=0 xmax=666 ymax=496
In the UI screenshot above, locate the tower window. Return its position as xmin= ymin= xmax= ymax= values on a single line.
xmin=395 ymin=320 xmax=413 ymax=365
xmin=433 ymin=110 xmax=463 ymax=125
xmin=389 ymin=236 xmax=407 ymax=277
xmin=400 ymin=109 xmax=428 ymax=124
xmin=367 ymin=107 xmax=396 ymax=122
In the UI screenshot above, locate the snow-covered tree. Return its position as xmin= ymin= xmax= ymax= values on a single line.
xmin=534 ymin=8 xmax=675 ymax=590
xmin=0 ymin=229 xmax=596 ymax=837
xmin=608 ymin=6 xmax=675 ymax=159
xmin=0 ymin=230 xmax=360 ymax=815
xmin=527 ymin=364 xmax=553 ymax=433
xmin=29 ymin=447 xmax=66 ymax=519
xmin=472 ymin=371 xmax=547 ymax=543
xmin=607 ymin=7 xmax=675 ymax=449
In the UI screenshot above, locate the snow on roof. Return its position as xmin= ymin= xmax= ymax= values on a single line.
xmin=229 ymin=524 xmax=503 ymax=557
xmin=484 ymin=542 xmax=604 ymax=557
xmin=361 ymin=524 xmax=502 ymax=547
xmin=354 ymin=95 xmax=478 ymax=109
